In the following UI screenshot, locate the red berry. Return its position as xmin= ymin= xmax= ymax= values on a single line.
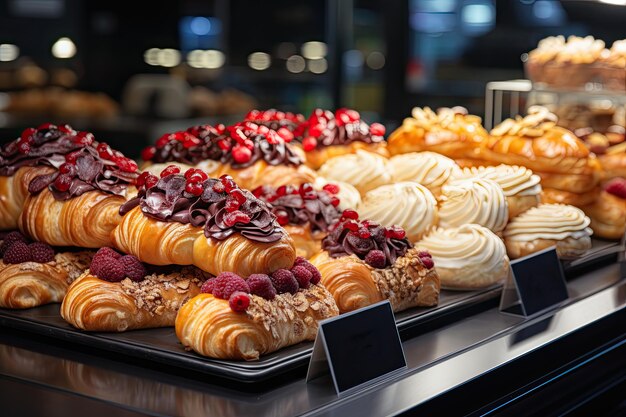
xmin=155 ymin=134 xmax=172 ymax=148
xmin=232 ymin=145 xmax=252 ymax=164
xmin=95 ymin=258 xmax=126 ymax=282
xmin=365 ymin=250 xmax=386 ymax=269
xmin=247 ymin=274 xmax=276 ymax=300
xmin=224 ymin=210 xmax=251 ymax=227
xmin=302 ymin=136 xmax=318 ymax=151
xmin=231 ymin=189 xmax=247 ymax=205
xmin=37 ymin=123 xmax=55 ymax=130
xmin=141 ymin=146 xmax=156 ymax=161
xmin=97 ymin=143 xmax=112 ymax=159
xmin=370 ymin=123 xmax=385 ymax=136
xmin=58 ymin=124 xmax=74 ymax=134
xmin=212 ymin=181 xmax=225 ymax=193
xmin=275 ymin=210 xmax=289 ymax=226
xmin=0 ymin=231 xmax=28 ymax=257
xmin=59 ymin=162 xmax=76 ymax=176
xmin=3 ymin=241 xmax=33 ymax=264
xmin=322 ymin=183 xmax=340 ymax=194
xmin=160 ymin=165 xmax=180 ymax=178
xmin=182 ymin=135 xmax=201 ymax=149
xmin=54 ymin=174 xmax=72 ymax=192
xmin=74 ymin=131 xmax=94 ymax=146
xmin=229 ymin=291 xmax=251 ymax=312
xmin=346 ymin=109 xmax=360 ymax=122
xmin=271 ymin=269 xmax=298 ymax=294
xmin=277 ymin=127 xmax=294 ymax=142
xmin=117 ymin=158 xmax=138 ymax=173
xmin=421 ymin=256 xmax=434 ymax=269
xmin=136 ymin=172 xmax=149 ymax=186
xmin=385 ymin=226 xmax=406 ymax=240
xmin=220 ymin=175 xmax=236 ymax=192
xmin=118 ymin=255 xmax=147 ymax=281
xmin=291 ymin=265 xmax=312 ymax=289
xmin=200 ymin=279 xmax=215 ymax=294
xmin=246 ymin=110 xmax=260 ymax=120
xmin=185 ymin=182 xmax=203 ymax=196
xmin=343 ymin=220 xmax=359 ymax=232
xmin=20 ymin=128 xmax=36 ymax=142
xmin=358 ymin=228 xmax=371 ymax=239
xmin=605 ymin=178 xmax=626 ymax=199
xmin=17 ymin=142 xmax=31 ymax=154
xmin=144 ymin=174 xmax=159 ymax=189
xmin=65 ymin=150 xmax=82 ymax=163
xmin=94 ymin=247 xmax=122 ymax=260
xmin=308 ymin=124 xmax=323 ymax=138
xmin=298 ymin=260 xmax=322 ymax=285
xmin=342 ymin=209 xmax=359 ymax=220
xmin=211 ymin=272 xmax=250 ymax=299
xmin=330 ymin=196 xmax=340 ymax=207
xmin=417 ymin=251 xmax=432 ymax=259
xmin=29 ymin=242 xmax=55 ymax=263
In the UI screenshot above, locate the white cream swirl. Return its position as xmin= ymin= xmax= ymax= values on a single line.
xmin=438 ymin=178 xmax=508 ymax=232
xmin=318 ymin=149 xmax=391 ymax=194
xmin=453 ymin=165 xmax=542 ymax=197
xmin=358 ymin=182 xmax=438 ymax=242
xmin=314 ymin=177 xmax=362 ymax=210
xmin=389 ymin=152 xmax=461 ymax=194
xmin=418 ymin=224 xmax=508 ymax=281
xmin=503 ymin=204 xmax=592 ymax=241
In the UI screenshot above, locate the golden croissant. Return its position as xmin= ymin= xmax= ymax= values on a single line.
xmin=61 ymin=268 xmax=206 ymax=332
xmin=175 ymin=284 xmax=339 ymax=360
xmin=0 ymin=251 xmax=93 ymax=309
xmin=0 ymin=166 xmax=54 ymax=230
xmin=213 ymin=161 xmax=317 ymax=191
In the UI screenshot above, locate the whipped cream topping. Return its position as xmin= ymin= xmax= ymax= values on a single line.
xmin=438 ymin=178 xmax=508 ymax=232
xmin=358 ymin=182 xmax=438 ymax=242
xmin=503 ymin=203 xmax=592 ymax=242
xmin=314 ymin=177 xmax=361 ymax=210
xmin=389 ymin=152 xmax=460 ymax=193
xmin=418 ymin=224 xmax=508 ymax=272
xmin=454 ymin=164 xmax=542 ymax=197
xmin=317 ymin=150 xmax=391 ymax=193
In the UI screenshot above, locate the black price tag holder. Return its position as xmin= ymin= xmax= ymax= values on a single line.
xmin=306 ymin=300 xmax=407 ymax=396
xmin=500 ymin=246 xmax=569 ymax=317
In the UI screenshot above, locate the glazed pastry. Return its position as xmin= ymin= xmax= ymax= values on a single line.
xmin=253 ymin=183 xmax=342 ymax=259
xmin=417 ymin=224 xmax=509 ymax=290
xmin=313 ymin=177 xmax=362 ymax=210
xmin=114 ymin=170 xmax=296 ymax=277
xmin=0 ymin=231 xmax=93 ymax=308
xmin=317 ymin=149 xmax=392 ymax=195
xmin=62 ymin=260 xmax=206 ymax=332
xmin=299 ymin=108 xmax=389 ymax=169
xmin=438 ymin=178 xmax=508 ymax=233
xmin=503 ymin=204 xmax=592 ymax=259
xmin=389 ymin=151 xmax=461 ymax=196
xmin=387 ymin=106 xmax=489 ymax=161
xmin=600 ymin=40 xmax=626 ymax=91
xmin=0 ymin=124 xmax=138 ymax=247
xmin=599 ymin=142 xmax=626 ymax=181
xmin=582 ymin=178 xmax=626 ymax=240
xmin=309 ymin=212 xmax=440 ymax=313
xmin=453 ymin=165 xmax=542 ymax=219
xmin=540 ymin=186 xmax=600 ymax=207
xmin=358 ymin=182 xmax=438 ymax=242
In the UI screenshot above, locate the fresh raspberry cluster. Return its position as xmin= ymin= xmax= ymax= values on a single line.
xmin=605 ymin=177 xmax=626 ymax=199
xmin=0 ymin=231 xmax=55 ymax=264
xmin=90 ymin=247 xmax=147 ymax=282
xmin=200 ymin=257 xmax=322 ymax=312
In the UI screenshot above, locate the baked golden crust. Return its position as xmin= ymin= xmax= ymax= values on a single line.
xmin=283 ymin=224 xmax=324 ymax=259
xmin=582 ymin=191 xmax=626 ymax=240
xmin=0 ymin=251 xmax=93 ymax=309
xmin=0 ymin=166 xmax=54 ymax=231
xmin=175 ymin=285 xmax=339 ymax=361
xmin=599 ymin=151 xmax=626 ymax=180
xmin=303 ymin=142 xmax=389 ymax=170
xmin=18 ymin=188 xmax=127 ymax=248
xmin=61 ymin=268 xmax=205 ymax=332
xmin=540 ymin=187 xmax=600 ymax=207
xmin=112 ymin=206 xmax=296 ymax=277
xmin=507 ymin=194 xmax=541 ymax=220
xmin=309 ymin=248 xmax=440 ymax=313
xmin=212 ymin=160 xmax=317 ymax=191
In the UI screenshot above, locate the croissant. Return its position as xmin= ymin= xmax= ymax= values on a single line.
xmin=213 ymin=161 xmax=317 ymax=191
xmin=112 ymin=206 xmax=296 ymax=277
xmin=175 ymin=284 xmax=339 ymax=360
xmin=582 ymin=188 xmax=626 ymax=240
xmin=309 ymin=248 xmax=440 ymax=314
xmin=0 ymin=166 xmax=53 ymax=230
xmin=19 ymin=189 xmax=128 ymax=248
xmin=0 ymin=251 xmax=93 ymax=309
xmin=303 ymin=142 xmax=389 ymax=170
xmin=283 ymin=225 xmax=324 ymax=259
xmin=61 ymin=267 xmax=206 ymax=332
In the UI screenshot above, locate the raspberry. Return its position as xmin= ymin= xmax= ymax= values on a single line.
xmin=605 ymin=178 xmax=626 ymax=199
xmin=54 ymin=174 xmax=72 ymax=192
xmin=94 ymin=247 xmax=122 ymax=259
xmin=365 ymin=250 xmax=386 ymax=269
xmin=90 ymin=247 xmax=122 ymax=276
xmin=369 ymin=123 xmax=385 ymax=136
xmin=295 ymin=258 xmax=322 ymax=285
xmin=200 ymin=278 xmax=215 ymax=294
xmin=417 ymin=250 xmax=432 ymax=259
xmin=247 ymin=274 xmax=276 ymax=300
xmin=342 ymin=209 xmax=359 ymax=220
xmin=144 ymin=174 xmax=159 ymax=189
xmin=211 ymin=272 xmax=250 ymax=299
xmin=0 ymin=231 xmax=28 ymax=257
xmin=291 ymin=265 xmax=312 ymax=289
xmin=421 ymin=256 xmax=434 ymax=270
xmin=302 ymin=136 xmax=318 ymax=152
xmin=141 ymin=146 xmax=156 ymax=161
xmin=271 ymin=269 xmax=298 ymax=294
xmin=294 ymin=256 xmax=308 ymax=266
xmin=74 ymin=131 xmax=94 ymax=146
xmin=229 ymin=291 xmax=251 ymax=312
xmin=232 ymin=145 xmax=252 ymax=164
xmin=160 ymin=165 xmax=180 ymax=178
xmin=59 ymin=162 xmax=76 ymax=176
xmin=3 ymin=242 xmax=33 ymax=264
xmin=29 ymin=242 xmax=55 ymax=263
xmin=275 ymin=210 xmax=289 ymax=226
xmin=322 ymin=183 xmax=340 ymax=194
xmin=21 ymin=127 xmax=36 ymax=142
xmin=95 ymin=258 xmax=126 ymax=282
xmin=118 ymin=255 xmax=147 ymax=282
xmin=185 ymin=182 xmax=203 ymax=196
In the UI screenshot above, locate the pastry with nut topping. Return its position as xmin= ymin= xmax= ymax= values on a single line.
xmin=309 ymin=210 xmax=440 ymax=313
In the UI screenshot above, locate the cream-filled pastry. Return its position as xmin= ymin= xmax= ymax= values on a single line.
xmin=313 ymin=177 xmax=362 ymax=210
xmin=389 ymin=152 xmax=461 ymax=196
xmin=317 ymin=150 xmax=392 ymax=195
xmin=438 ymin=178 xmax=508 ymax=233
xmin=503 ymin=203 xmax=592 ymax=259
xmin=358 ymin=182 xmax=438 ymax=242
xmin=417 ymin=224 xmax=509 ymax=290
xmin=454 ymin=164 xmax=542 ymax=219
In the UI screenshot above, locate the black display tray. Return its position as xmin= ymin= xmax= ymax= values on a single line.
xmin=0 ymin=239 xmax=620 ymax=383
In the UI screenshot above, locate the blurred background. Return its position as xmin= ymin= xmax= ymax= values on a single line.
xmin=0 ymin=0 xmax=625 ymax=157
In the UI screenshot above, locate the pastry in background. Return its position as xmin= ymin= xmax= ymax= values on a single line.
xmin=438 ymin=178 xmax=508 ymax=233
xmin=358 ymin=182 xmax=438 ymax=242
xmin=317 ymin=149 xmax=392 ymax=195
xmin=299 ymin=108 xmax=388 ymax=169
xmin=582 ymin=178 xmax=626 ymax=240
xmin=387 ymin=106 xmax=489 ymax=163
xmin=503 ymin=204 xmax=592 ymax=259
xmin=310 ymin=211 xmax=440 ymax=313
xmin=313 ymin=177 xmax=362 ymax=210
xmin=253 ymin=183 xmax=342 ymax=259
xmin=389 ymin=151 xmax=460 ymax=196
xmin=453 ymin=165 xmax=542 ymax=220
xmin=417 ymin=224 xmax=509 ymax=290
xmin=599 ymin=40 xmax=626 ymax=91
xmin=5 ymin=88 xmax=118 ymax=119
xmin=244 ymin=109 xmax=307 ymax=137
xmin=576 ymin=126 xmax=626 ymax=182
